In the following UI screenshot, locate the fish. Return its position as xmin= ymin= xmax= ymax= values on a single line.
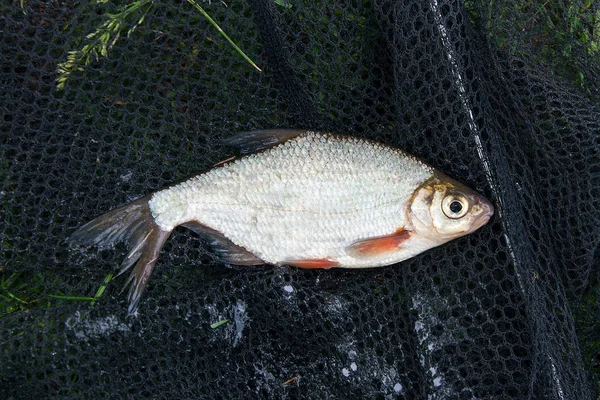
xmin=68 ymin=129 xmax=494 ymax=314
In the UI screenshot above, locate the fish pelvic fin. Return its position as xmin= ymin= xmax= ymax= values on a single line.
xmin=68 ymin=196 xmax=172 ymax=315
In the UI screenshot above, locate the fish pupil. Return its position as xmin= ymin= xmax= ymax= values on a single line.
xmin=450 ymin=201 xmax=463 ymax=214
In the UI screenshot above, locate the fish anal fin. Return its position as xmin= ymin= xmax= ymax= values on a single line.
xmin=285 ymin=258 xmax=339 ymax=269
xmin=182 ymin=221 xmax=265 ymax=266
xmin=346 ymin=229 xmax=412 ymax=258
xmin=220 ymin=129 xmax=308 ymax=154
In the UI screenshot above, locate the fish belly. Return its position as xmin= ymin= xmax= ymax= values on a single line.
xmin=149 ymin=133 xmax=433 ymax=267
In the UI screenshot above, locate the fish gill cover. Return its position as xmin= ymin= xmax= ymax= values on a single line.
xmin=0 ymin=0 xmax=599 ymax=398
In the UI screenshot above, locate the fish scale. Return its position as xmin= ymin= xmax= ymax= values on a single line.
xmin=149 ymin=132 xmax=433 ymax=266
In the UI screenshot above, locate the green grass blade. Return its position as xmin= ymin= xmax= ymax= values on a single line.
xmin=5 ymin=292 xmax=28 ymax=304
xmin=210 ymin=319 xmax=230 ymax=329
xmin=186 ymin=0 xmax=262 ymax=72
xmin=49 ymin=295 xmax=96 ymax=301
xmin=274 ymin=0 xmax=293 ymax=9
xmin=91 ymin=273 xmax=114 ymax=305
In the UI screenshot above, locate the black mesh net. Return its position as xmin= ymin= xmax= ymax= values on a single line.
xmin=1 ymin=0 xmax=599 ymax=398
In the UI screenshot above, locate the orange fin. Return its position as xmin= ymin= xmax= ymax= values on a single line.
xmin=346 ymin=229 xmax=412 ymax=257
xmin=285 ymin=258 xmax=340 ymax=269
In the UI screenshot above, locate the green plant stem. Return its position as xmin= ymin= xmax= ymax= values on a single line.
xmin=186 ymin=0 xmax=262 ymax=72
xmin=49 ymin=273 xmax=114 ymax=304
xmin=4 ymin=292 xmax=28 ymax=304
xmin=49 ymin=295 xmax=96 ymax=301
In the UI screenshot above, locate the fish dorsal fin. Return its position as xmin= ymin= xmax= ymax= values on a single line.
xmin=346 ymin=229 xmax=412 ymax=258
xmin=220 ymin=129 xmax=309 ymax=155
xmin=182 ymin=221 xmax=265 ymax=266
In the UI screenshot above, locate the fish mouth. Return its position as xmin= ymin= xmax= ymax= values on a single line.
xmin=480 ymin=197 xmax=495 ymax=219
xmin=473 ymin=197 xmax=494 ymax=228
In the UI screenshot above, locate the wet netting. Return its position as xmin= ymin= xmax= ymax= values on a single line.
xmin=1 ymin=0 xmax=599 ymax=398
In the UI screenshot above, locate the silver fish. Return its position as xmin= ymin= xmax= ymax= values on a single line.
xmin=68 ymin=129 xmax=494 ymax=314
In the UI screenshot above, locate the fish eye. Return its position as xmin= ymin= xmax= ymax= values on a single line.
xmin=442 ymin=194 xmax=469 ymax=219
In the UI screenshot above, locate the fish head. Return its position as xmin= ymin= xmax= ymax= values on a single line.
xmin=406 ymin=172 xmax=494 ymax=244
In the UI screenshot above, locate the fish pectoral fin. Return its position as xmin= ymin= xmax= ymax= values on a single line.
xmin=283 ymin=258 xmax=340 ymax=269
xmin=220 ymin=129 xmax=309 ymax=154
xmin=182 ymin=221 xmax=265 ymax=266
xmin=346 ymin=229 xmax=412 ymax=258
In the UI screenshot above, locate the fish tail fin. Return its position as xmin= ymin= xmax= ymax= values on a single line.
xmin=67 ymin=196 xmax=172 ymax=315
